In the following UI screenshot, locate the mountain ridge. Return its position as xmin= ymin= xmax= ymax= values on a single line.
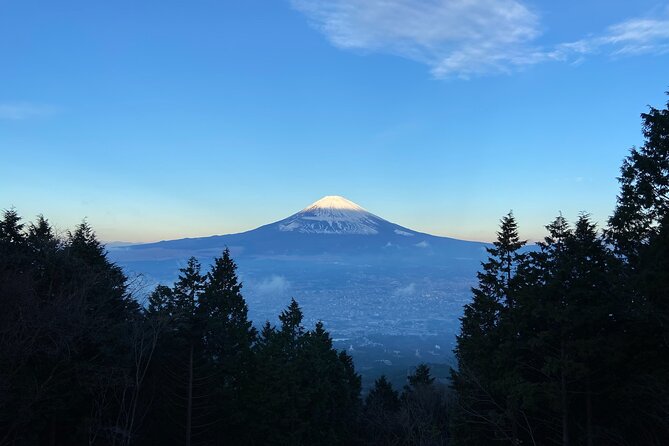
xmin=114 ymin=196 xmax=484 ymax=259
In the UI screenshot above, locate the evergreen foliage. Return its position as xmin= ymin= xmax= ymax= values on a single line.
xmin=0 ymin=214 xmax=142 ymax=445
xmin=250 ymin=300 xmax=361 ymax=445
xmin=0 ymin=217 xmax=362 ymax=445
xmin=2 ymin=92 xmax=669 ymax=446
xmin=366 ymin=375 xmax=401 ymax=411
xmin=608 ymin=94 xmax=669 ymax=261
xmin=407 ymin=363 xmax=435 ymax=389
xmin=451 ymin=93 xmax=669 ymax=446
xmin=360 ymin=364 xmax=451 ymax=446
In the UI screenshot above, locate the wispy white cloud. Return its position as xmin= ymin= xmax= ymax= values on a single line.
xmin=292 ymin=0 xmax=540 ymax=78
xmin=566 ymin=17 xmax=669 ymax=58
xmin=0 ymin=103 xmax=59 ymax=120
xmin=393 ymin=283 xmax=416 ymax=297
xmin=254 ymin=275 xmax=291 ymax=295
xmin=292 ymin=0 xmax=669 ymax=78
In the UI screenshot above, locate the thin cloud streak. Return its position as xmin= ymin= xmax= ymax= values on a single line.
xmin=570 ymin=17 xmax=669 ymax=57
xmin=292 ymin=0 xmax=669 ymax=78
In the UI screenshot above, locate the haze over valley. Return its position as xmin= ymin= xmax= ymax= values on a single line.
xmin=109 ymin=195 xmax=490 ymax=386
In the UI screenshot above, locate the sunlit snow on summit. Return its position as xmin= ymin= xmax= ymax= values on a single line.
xmin=303 ymin=195 xmax=367 ymax=211
xmin=279 ymin=195 xmax=381 ymax=234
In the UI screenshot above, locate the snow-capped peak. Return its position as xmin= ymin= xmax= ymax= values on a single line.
xmin=278 ymin=196 xmax=381 ymax=235
xmin=302 ymin=195 xmax=367 ymax=212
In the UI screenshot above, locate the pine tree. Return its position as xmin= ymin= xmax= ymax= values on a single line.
xmin=338 ymin=349 xmax=363 ymax=419
xmin=173 ymin=257 xmax=205 ymax=324
xmin=401 ymin=364 xmax=450 ymax=445
xmin=522 ymin=215 xmax=623 ymax=444
xmin=249 ymin=320 xmax=286 ymax=444
xmin=1 ymin=215 xmax=372 ymax=445
xmin=201 ymin=248 xmax=256 ymax=366
xmin=451 ymin=212 xmax=526 ymax=444
xmin=0 ymin=214 xmax=144 ymax=445
xmin=158 ymin=257 xmax=208 ymax=446
xmin=492 ymin=213 xmax=634 ymax=445
xmin=367 ymin=375 xmax=400 ymax=411
xmin=250 ymin=300 xmax=362 ymax=445
xmin=26 ymin=214 xmax=58 ymax=256
xmin=606 ymin=93 xmax=669 ymax=444
xmin=147 ymin=284 xmax=176 ymax=317
xmin=624 ymin=212 xmax=669 ymax=443
xmin=279 ymin=297 xmax=305 ymax=347
xmin=299 ymin=321 xmax=344 ymax=444
xmin=362 ymin=376 xmax=402 ymax=445
xmin=567 ymin=215 xmax=624 ymax=445
xmin=250 ymin=301 xmax=306 ymax=445
xmin=0 ymin=209 xmax=30 ymax=274
xmin=448 ymin=93 xmax=669 ymax=446
xmin=0 ymin=208 xmax=24 ymax=243
xmin=456 ymin=212 xmax=526 ymax=372
xmin=607 ymin=93 xmax=669 ymax=262
xmin=407 ymin=363 xmax=435 ymax=389
xmin=200 ymin=248 xmax=257 ymax=442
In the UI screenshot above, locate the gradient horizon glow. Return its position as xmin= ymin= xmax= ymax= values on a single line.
xmin=2 ymin=1 xmax=669 ymax=243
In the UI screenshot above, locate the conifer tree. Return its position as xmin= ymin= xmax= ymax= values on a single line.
xmin=1 ymin=215 xmax=370 ymax=445
xmin=366 ymin=375 xmax=400 ymax=411
xmin=514 ymin=214 xmax=627 ymax=445
xmin=608 ymin=93 xmax=669 ymax=262
xmin=456 ymin=212 xmax=526 ymax=371
xmin=250 ymin=301 xmax=306 ymax=444
xmin=361 ymin=376 xmax=402 ymax=445
xmin=338 ymin=349 xmax=363 ymax=419
xmin=606 ymin=93 xmax=669 ymax=443
xmin=201 ymin=248 xmax=256 ymax=366
xmin=0 ymin=214 xmax=144 ymax=444
xmin=299 ymin=321 xmax=348 ymax=444
xmin=407 ymin=363 xmax=435 ymax=389
xmin=279 ymin=297 xmax=305 ymax=347
xmin=401 ymin=364 xmax=450 ymax=445
xmin=452 ymin=212 xmax=526 ymax=444
xmin=147 ymin=284 xmax=176 ymax=317
xmin=200 ymin=248 xmax=257 ymax=441
xmin=173 ymin=257 xmax=205 ymax=323
xmin=250 ymin=300 xmax=361 ymax=445
xmin=0 ymin=208 xmax=24 ymax=243
xmin=249 ymin=320 xmax=286 ymax=443
xmin=160 ymin=257 xmax=208 ymax=446
xmin=26 ymin=214 xmax=59 ymax=257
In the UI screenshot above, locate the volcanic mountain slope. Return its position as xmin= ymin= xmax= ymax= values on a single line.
xmin=110 ymin=195 xmax=487 ymax=262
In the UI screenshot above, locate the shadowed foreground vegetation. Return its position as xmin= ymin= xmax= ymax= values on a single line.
xmin=1 ymin=95 xmax=668 ymax=445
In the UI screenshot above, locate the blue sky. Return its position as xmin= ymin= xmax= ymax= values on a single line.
xmin=2 ymin=0 xmax=669 ymax=243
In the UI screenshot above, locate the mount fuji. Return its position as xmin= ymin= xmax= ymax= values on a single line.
xmin=108 ymin=196 xmax=489 ymax=386
xmin=111 ymin=195 xmax=485 ymax=260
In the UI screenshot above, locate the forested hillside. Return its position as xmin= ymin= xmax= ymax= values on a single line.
xmin=451 ymin=94 xmax=669 ymax=445
xmin=1 ymin=95 xmax=668 ymax=445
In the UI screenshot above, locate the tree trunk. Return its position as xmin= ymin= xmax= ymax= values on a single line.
xmin=186 ymin=342 xmax=193 ymax=446
xmin=561 ymin=342 xmax=569 ymax=446
xmin=586 ymin=376 xmax=593 ymax=446
xmin=49 ymin=418 xmax=56 ymax=446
